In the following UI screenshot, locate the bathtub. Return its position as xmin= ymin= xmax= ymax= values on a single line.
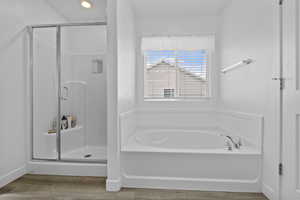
xmin=124 ymin=129 xmax=259 ymax=155
xmin=121 ymin=129 xmax=262 ymax=192
xmin=135 ymin=130 xmax=226 ymax=149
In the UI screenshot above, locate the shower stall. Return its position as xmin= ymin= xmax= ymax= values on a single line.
xmin=29 ymin=22 xmax=107 ymax=163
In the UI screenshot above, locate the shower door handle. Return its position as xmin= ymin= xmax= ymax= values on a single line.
xmin=272 ymin=77 xmax=286 ymax=90
xmin=61 ymin=86 xmax=69 ymax=100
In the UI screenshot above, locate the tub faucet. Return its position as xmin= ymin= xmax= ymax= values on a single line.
xmin=225 ymin=136 xmax=242 ymax=149
xmin=225 ymin=140 xmax=233 ymax=151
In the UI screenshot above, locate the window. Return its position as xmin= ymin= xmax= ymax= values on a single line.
xmin=142 ymin=36 xmax=214 ymax=100
xmin=144 ymin=50 xmax=208 ymax=98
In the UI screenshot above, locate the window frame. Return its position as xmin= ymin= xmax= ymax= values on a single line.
xmin=142 ymin=49 xmax=212 ymax=101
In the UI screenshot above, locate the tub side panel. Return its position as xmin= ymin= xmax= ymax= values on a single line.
xmin=121 ymin=152 xmax=261 ymax=192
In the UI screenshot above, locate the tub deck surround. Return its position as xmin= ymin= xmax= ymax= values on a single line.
xmin=217 ymin=110 xmax=264 ymax=153
xmin=122 ymin=129 xmax=260 ymax=155
xmin=119 ymin=109 xmax=264 ymax=192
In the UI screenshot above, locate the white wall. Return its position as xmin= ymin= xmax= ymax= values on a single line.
xmin=117 ymin=0 xmax=137 ymax=113
xmin=138 ymin=16 xmax=218 ymax=36
xmin=117 ymin=0 xmax=137 ymax=186
xmin=218 ymin=0 xmax=279 ymax=199
xmin=106 ymin=0 xmax=136 ymax=191
xmin=0 ymin=0 xmax=66 ymax=187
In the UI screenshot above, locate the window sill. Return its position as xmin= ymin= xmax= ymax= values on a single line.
xmin=144 ymin=97 xmax=212 ymax=102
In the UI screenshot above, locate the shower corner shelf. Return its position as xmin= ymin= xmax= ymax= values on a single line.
xmin=44 ymin=125 xmax=83 ymax=136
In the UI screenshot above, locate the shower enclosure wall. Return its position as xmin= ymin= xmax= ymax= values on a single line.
xmin=30 ymin=23 xmax=107 ymax=163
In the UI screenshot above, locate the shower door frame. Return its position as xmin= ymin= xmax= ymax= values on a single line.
xmin=28 ymin=22 xmax=107 ymax=164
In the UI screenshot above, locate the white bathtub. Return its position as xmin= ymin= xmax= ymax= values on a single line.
xmin=135 ymin=130 xmax=225 ymax=149
xmin=124 ymin=129 xmax=259 ymax=155
xmin=121 ymin=129 xmax=262 ymax=192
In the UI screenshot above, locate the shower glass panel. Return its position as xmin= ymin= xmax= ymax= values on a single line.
xmin=32 ymin=27 xmax=58 ymax=160
xmin=60 ymin=25 xmax=107 ymax=162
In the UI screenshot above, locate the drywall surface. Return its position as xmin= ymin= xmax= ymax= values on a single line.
xmin=106 ymin=0 xmax=137 ymax=191
xmin=137 ymin=16 xmax=218 ymax=36
xmin=117 ymin=0 xmax=137 ymax=113
xmin=106 ymin=0 xmax=119 ymax=191
xmin=218 ymin=0 xmax=278 ymax=199
xmin=0 ymin=0 xmax=66 ymax=187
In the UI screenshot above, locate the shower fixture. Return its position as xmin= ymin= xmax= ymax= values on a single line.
xmin=92 ymin=59 xmax=103 ymax=74
xmin=221 ymin=58 xmax=254 ymax=74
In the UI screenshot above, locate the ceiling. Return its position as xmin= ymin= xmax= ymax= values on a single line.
xmin=44 ymin=0 xmax=107 ymax=22
xmin=131 ymin=0 xmax=231 ymax=19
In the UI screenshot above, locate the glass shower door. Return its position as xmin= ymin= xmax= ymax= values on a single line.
xmin=31 ymin=24 xmax=107 ymax=162
xmin=60 ymin=25 xmax=107 ymax=162
xmin=32 ymin=27 xmax=58 ymax=160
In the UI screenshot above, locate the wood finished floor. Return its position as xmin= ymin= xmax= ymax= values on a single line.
xmin=0 ymin=175 xmax=269 ymax=200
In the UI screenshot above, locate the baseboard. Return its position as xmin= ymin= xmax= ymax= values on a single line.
xmin=106 ymin=178 xmax=121 ymax=191
xmin=27 ymin=161 xmax=106 ymax=177
xmin=123 ymin=175 xmax=261 ymax=193
xmin=262 ymin=183 xmax=275 ymax=200
xmin=0 ymin=165 xmax=26 ymax=188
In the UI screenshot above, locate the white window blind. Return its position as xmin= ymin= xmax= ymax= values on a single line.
xmin=142 ymin=36 xmax=214 ymax=99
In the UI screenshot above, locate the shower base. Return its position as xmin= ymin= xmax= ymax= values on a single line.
xmin=62 ymin=146 xmax=107 ymax=162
